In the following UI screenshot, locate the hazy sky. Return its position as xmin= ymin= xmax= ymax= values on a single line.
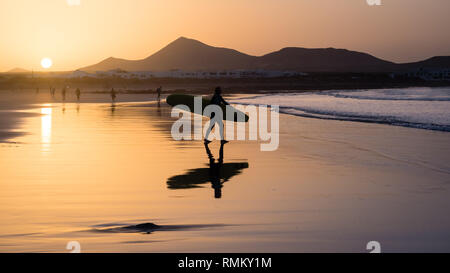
xmin=1 ymin=0 xmax=449 ymax=71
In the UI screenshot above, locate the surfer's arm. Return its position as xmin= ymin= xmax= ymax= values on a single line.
xmin=220 ymin=96 xmax=229 ymax=105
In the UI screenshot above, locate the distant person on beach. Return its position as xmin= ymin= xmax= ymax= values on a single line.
xmin=75 ymin=88 xmax=81 ymax=101
xmin=50 ymin=87 xmax=55 ymax=98
xmin=204 ymin=86 xmax=229 ymax=144
xmin=35 ymin=88 xmax=39 ymax=94
xmin=61 ymin=87 xmax=67 ymax=101
xmin=156 ymin=86 xmax=162 ymax=102
xmin=110 ymin=88 xmax=117 ymax=102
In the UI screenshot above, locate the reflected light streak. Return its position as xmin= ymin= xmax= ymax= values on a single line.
xmin=41 ymin=106 xmax=52 ymax=152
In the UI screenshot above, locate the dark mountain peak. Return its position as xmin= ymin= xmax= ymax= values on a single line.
xmin=258 ymin=46 xmax=394 ymax=72
xmin=401 ymin=56 xmax=450 ymax=70
xmin=423 ymin=56 xmax=450 ymax=63
xmin=272 ymin=47 xmax=355 ymax=56
xmin=173 ymin=36 xmax=196 ymax=43
xmin=276 ymin=47 xmax=306 ymax=52
xmin=94 ymin=56 xmax=122 ymax=64
xmin=143 ymin=37 xmax=213 ymax=62
xmin=163 ymin=36 xmax=208 ymax=50
xmin=136 ymin=37 xmax=254 ymax=71
xmin=175 ymin=36 xmax=188 ymax=41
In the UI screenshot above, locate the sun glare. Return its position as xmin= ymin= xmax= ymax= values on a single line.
xmin=41 ymin=58 xmax=52 ymax=69
xmin=41 ymin=106 xmax=52 ymax=153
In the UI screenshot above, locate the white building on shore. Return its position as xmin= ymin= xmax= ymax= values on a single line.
xmin=391 ymin=68 xmax=450 ymax=81
xmin=66 ymin=69 xmax=305 ymax=79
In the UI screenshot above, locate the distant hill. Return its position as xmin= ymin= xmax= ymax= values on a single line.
xmin=81 ymin=37 xmax=255 ymax=72
xmin=256 ymin=47 xmax=395 ymax=72
xmin=7 ymin=67 xmax=30 ymax=73
xmin=399 ymin=56 xmax=450 ymax=71
xmin=80 ymin=37 xmax=450 ymax=73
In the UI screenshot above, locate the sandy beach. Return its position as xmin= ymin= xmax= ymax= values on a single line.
xmin=0 ymin=90 xmax=449 ymax=253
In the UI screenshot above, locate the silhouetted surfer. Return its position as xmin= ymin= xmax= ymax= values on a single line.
xmin=204 ymin=86 xmax=229 ymax=144
xmin=156 ymin=86 xmax=162 ymax=102
xmin=205 ymin=141 xmax=226 ymax=198
xmin=110 ymin=88 xmax=117 ymax=102
xmin=75 ymin=88 xmax=81 ymax=101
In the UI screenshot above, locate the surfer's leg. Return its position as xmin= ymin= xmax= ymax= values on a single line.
xmin=219 ymin=120 xmax=228 ymax=144
xmin=218 ymin=119 xmax=224 ymax=140
xmin=205 ymin=119 xmax=216 ymax=141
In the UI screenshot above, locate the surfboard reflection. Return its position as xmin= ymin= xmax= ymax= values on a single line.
xmin=166 ymin=142 xmax=249 ymax=198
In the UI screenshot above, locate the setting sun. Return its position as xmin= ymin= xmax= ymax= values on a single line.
xmin=41 ymin=58 xmax=52 ymax=69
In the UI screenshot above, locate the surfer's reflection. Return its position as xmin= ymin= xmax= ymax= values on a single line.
xmin=166 ymin=142 xmax=249 ymax=199
xmin=156 ymin=100 xmax=162 ymax=116
xmin=206 ymin=141 xmax=225 ymax=198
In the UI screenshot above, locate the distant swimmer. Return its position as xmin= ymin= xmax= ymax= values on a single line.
xmin=62 ymin=87 xmax=67 ymax=101
xmin=204 ymin=86 xmax=229 ymax=145
xmin=110 ymin=88 xmax=117 ymax=102
xmin=75 ymin=88 xmax=81 ymax=101
xmin=156 ymin=86 xmax=162 ymax=101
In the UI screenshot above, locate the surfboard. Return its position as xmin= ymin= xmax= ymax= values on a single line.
xmin=166 ymin=94 xmax=249 ymax=122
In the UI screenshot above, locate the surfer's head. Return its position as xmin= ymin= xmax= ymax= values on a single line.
xmin=215 ymin=86 xmax=222 ymax=94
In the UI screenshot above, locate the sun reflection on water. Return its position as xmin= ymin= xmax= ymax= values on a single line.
xmin=41 ymin=105 xmax=52 ymax=152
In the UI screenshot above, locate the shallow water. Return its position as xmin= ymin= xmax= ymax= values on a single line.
xmin=1 ymin=96 xmax=450 ymax=252
xmin=233 ymin=87 xmax=450 ymax=131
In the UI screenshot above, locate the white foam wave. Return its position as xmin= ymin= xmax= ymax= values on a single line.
xmin=232 ymin=87 xmax=450 ymax=132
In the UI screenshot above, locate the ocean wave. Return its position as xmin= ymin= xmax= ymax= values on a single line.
xmin=279 ymin=107 xmax=450 ymax=132
xmin=231 ymin=87 xmax=450 ymax=132
xmin=323 ymin=87 xmax=450 ymax=101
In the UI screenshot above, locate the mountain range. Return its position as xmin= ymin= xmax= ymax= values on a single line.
xmin=80 ymin=37 xmax=450 ymax=73
xmin=7 ymin=67 xmax=30 ymax=73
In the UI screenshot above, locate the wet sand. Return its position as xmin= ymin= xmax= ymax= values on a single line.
xmin=0 ymin=92 xmax=449 ymax=252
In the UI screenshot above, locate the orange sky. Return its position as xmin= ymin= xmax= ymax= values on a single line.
xmin=1 ymin=0 xmax=449 ymax=71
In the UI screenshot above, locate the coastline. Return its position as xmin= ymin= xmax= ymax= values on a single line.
xmin=1 ymin=73 xmax=450 ymax=95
